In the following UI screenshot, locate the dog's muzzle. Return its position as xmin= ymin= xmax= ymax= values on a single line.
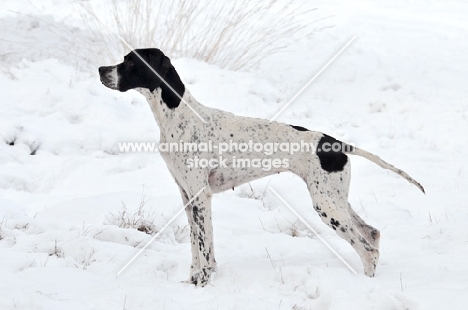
xmin=98 ymin=66 xmax=118 ymax=90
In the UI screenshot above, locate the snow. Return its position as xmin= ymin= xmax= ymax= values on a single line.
xmin=1 ymin=0 xmax=467 ymax=309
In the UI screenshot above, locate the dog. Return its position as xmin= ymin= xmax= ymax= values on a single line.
xmin=99 ymin=48 xmax=424 ymax=287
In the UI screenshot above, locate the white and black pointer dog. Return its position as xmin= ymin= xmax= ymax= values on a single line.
xmin=99 ymin=48 xmax=424 ymax=287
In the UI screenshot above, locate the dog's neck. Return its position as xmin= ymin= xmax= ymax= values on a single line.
xmin=136 ymin=87 xmax=203 ymax=133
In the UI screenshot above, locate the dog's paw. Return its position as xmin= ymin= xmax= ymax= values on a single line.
xmin=188 ymin=267 xmax=214 ymax=287
xmin=364 ymin=268 xmax=376 ymax=277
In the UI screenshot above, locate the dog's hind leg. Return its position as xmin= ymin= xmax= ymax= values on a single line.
xmin=307 ymin=161 xmax=379 ymax=277
xmin=347 ymin=204 xmax=380 ymax=249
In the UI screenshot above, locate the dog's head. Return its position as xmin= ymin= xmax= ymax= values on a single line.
xmin=98 ymin=48 xmax=184 ymax=108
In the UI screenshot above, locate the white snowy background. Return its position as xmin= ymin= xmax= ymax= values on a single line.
xmin=1 ymin=0 xmax=467 ymax=309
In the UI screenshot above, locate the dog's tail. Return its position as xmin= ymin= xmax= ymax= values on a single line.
xmin=346 ymin=146 xmax=425 ymax=194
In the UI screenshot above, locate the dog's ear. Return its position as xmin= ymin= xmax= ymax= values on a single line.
xmin=146 ymin=51 xmax=171 ymax=89
xmin=159 ymin=56 xmax=185 ymax=109
xmin=160 ymin=55 xmax=172 ymax=75
xmin=146 ymin=49 xmax=170 ymax=76
xmin=145 ymin=49 xmax=184 ymax=109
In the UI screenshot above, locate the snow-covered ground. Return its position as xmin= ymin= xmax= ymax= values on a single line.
xmin=1 ymin=0 xmax=467 ymax=309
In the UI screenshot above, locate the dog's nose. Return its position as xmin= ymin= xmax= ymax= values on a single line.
xmin=98 ymin=66 xmax=105 ymax=75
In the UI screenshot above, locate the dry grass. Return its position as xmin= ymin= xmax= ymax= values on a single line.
xmin=77 ymin=0 xmax=321 ymax=71
xmin=106 ymin=195 xmax=157 ymax=235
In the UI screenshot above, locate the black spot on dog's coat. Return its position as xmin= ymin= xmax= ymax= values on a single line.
xmin=330 ymin=218 xmax=340 ymax=230
xmin=316 ymin=134 xmax=352 ymax=173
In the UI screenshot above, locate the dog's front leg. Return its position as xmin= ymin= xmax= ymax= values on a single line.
xmin=176 ymin=185 xmax=202 ymax=283
xmin=182 ymin=185 xmax=216 ymax=287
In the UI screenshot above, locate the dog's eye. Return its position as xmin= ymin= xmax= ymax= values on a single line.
xmin=126 ymin=60 xmax=134 ymax=68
